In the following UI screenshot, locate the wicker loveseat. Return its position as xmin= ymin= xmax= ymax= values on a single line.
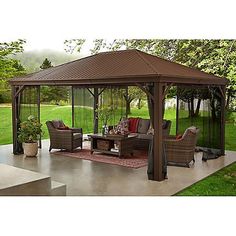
xmin=164 ymin=126 xmax=200 ymax=167
xmin=129 ymin=118 xmax=172 ymax=150
xmin=46 ymin=120 xmax=83 ymax=152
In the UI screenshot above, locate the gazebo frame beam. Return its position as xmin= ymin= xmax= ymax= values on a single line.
xmin=153 ymin=82 xmax=165 ymax=181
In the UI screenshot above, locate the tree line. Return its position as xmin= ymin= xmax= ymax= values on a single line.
xmin=1 ymin=39 xmax=235 ymax=114
xmin=64 ymin=39 xmax=236 ymax=114
xmin=0 ymin=40 xmax=68 ymax=104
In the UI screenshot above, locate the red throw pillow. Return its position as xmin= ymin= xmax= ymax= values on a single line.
xmin=128 ymin=118 xmax=140 ymax=133
xmin=176 ymin=134 xmax=182 ymax=140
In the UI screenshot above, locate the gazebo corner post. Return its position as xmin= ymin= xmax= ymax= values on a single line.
xmin=93 ymin=87 xmax=99 ymax=134
xmin=11 ymin=85 xmax=23 ymax=155
xmin=153 ymin=82 xmax=165 ymax=181
xmin=220 ymin=85 xmax=226 ymax=155
xmin=125 ymin=86 xmax=129 ymax=118
xmin=71 ymin=86 xmax=75 ymax=127
xmin=37 ymin=85 xmax=41 ymax=148
xmin=176 ymin=91 xmax=179 ymax=135
xmin=11 ymin=85 xmax=17 ymax=154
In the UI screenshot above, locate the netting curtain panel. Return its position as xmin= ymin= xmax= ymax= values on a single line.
xmin=176 ymin=86 xmax=224 ymax=155
xmin=72 ymin=86 xmax=127 ymax=134
xmin=13 ymin=86 xmax=40 ymax=154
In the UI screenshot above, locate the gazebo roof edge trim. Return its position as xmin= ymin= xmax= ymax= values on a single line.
xmin=9 ymin=75 xmax=226 ymax=86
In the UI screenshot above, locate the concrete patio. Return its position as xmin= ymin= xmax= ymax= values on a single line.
xmin=0 ymin=140 xmax=235 ymax=196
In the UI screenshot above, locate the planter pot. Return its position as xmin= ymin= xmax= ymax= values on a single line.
xmin=23 ymin=142 xmax=38 ymax=157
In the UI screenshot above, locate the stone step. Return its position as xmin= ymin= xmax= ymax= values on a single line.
xmin=50 ymin=181 xmax=66 ymax=196
xmin=0 ymin=164 xmax=67 ymax=196
xmin=0 ymin=164 xmax=51 ymax=196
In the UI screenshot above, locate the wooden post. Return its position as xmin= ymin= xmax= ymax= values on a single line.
xmin=71 ymin=86 xmax=75 ymax=127
xmin=37 ymin=86 xmax=42 ymax=148
xmin=220 ymin=85 xmax=226 ymax=155
xmin=176 ymin=92 xmax=179 ymax=135
xmin=12 ymin=86 xmax=23 ymax=154
xmin=12 ymin=86 xmax=17 ymax=154
xmin=125 ymin=86 xmax=129 ymax=118
xmin=94 ymin=87 xmax=99 ymax=133
xmin=153 ymin=82 xmax=165 ymax=181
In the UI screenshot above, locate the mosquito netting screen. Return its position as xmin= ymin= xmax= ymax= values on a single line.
xmin=13 ymin=86 xmax=39 ymax=154
xmin=73 ymin=86 xmax=126 ymax=134
xmin=177 ymin=85 xmax=224 ymax=155
xmin=19 ymin=86 xmax=39 ymax=122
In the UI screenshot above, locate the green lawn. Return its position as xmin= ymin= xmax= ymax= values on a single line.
xmin=176 ymin=162 xmax=236 ymax=196
xmin=0 ymin=105 xmax=236 ymax=151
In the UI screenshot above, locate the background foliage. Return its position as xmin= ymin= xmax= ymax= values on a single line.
xmin=0 ymin=39 xmax=26 ymax=102
xmin=64 ymin=39 xmax=236 ymax=111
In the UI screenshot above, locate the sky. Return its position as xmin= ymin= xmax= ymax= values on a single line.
xmin=1 ymin=0 xmax=236 ymax=54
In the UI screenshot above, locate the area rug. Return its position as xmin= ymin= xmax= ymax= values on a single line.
xmin=52 ymin=146 xmax=148 ymax=169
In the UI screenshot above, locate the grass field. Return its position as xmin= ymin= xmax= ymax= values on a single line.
xmin=176 ymin=162 xmax=236 ymax=196
xmin=0 ymin=105 xmax=236 ymax=151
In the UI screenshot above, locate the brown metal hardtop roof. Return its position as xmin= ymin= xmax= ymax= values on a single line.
xmin=9 ymin=49 xmax=228 ymax=86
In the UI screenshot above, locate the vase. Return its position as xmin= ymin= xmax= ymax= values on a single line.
xmin=23 ymin=142 xmax=38 ymax=157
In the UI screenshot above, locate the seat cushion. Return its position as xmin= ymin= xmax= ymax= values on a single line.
xmin=137 ymin=134 xmax=153 ymax=140
xmin=137 ymin=119 xmax=150 ymax=134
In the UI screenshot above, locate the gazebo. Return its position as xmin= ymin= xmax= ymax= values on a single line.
xmin=9 ymin=49 xmax=228 ymax=181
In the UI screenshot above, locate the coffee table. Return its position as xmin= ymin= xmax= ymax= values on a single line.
xmin=90 ymin=134 xmax=137 ymax=158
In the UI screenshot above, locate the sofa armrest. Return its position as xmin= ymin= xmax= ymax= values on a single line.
xmin=49 ymin=130 xmax=73 ymax=143
xmin=164 ymin=138 xmax=185 ymax=147
xmin=70 ymin=127 xmax=83 ymax=134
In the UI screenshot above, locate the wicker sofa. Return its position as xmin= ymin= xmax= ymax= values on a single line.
xmin=129 ymin=118 xmax=172 ymax=150
xmin=46 ymin=120 xmax=83 ymax=152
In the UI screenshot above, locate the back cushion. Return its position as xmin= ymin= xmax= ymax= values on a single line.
xmin=52 ymin=120 xmax=64 ymax=129
xmin=182 ymin=126 xmax=197 ymax=139
xmin=137 ymin=119 xmax=150 ymax=134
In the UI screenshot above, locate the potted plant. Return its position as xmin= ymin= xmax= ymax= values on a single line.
xmin=18 ymin=115 xmax=43 ymax=157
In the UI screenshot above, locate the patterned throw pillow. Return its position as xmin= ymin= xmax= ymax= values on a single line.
xmin=115 ymin=117 xmax=129 ymax=134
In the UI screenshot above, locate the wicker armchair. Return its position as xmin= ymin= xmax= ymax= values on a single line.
xmin=46 ymin=120 xmax=83 ymax=152
xmin=164 ymin=126 xmax=200 ymax=167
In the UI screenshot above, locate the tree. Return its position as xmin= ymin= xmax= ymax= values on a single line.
xmin=0 ymin=39 xmax=26 ymax=102
xmin=39 ymin=58 xmax=69 ymax=104
xmin=40 ymin=58 xmax=52 ymax=69
xmin=64 ymin=39 xmax=236 ymax=111
xmin=123 ymin=87 xmax=146 ymax=114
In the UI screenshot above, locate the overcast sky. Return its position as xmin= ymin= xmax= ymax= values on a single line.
xmin=1 ymin=0 xmax=235 ymax=53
